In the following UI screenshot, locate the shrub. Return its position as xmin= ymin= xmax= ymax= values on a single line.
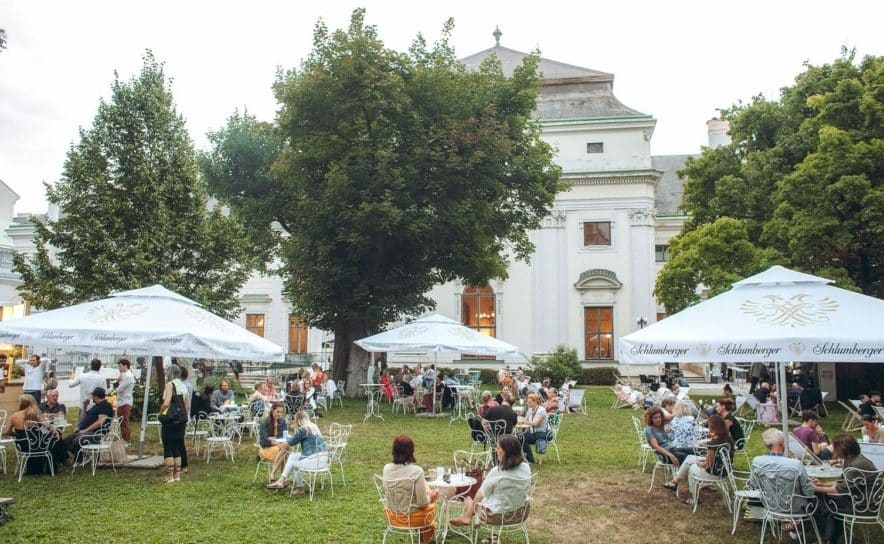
xmin=581 ymin=367 xmax=620 ymax=386
xmin=478 ymin=369 xmax=498 ymax=385
xmin=529 ymin=345 xmax=583 ymax=386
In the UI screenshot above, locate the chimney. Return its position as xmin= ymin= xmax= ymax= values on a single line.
xmin=706 ymin=118 xmax=731 ymax=148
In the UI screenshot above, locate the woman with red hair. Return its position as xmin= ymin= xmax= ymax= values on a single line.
xmin=381 ymin=435 xmax=437 ymax=544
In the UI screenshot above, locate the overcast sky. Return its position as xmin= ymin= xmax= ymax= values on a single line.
xmin=1 ymin=1 xmax=881 ymax=213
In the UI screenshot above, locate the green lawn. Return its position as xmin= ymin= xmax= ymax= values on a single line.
xmin=0 ymin=388 xmax=869 ymax=543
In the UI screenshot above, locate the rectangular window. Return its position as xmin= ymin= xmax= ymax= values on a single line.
xmin=288 ymin=314 xmax=308 ymax=353
xmin=246 ymin=313 xmax=265 ymax=338
xmin=584 ymin=306 xmax=614 ymax=360
xmin=586 ymin=142 xmax=604 ymax=153
xmin=655 ymin=244 xmax=670 ymax=262
xmin=583 ymin=222 xmax=611 ymax=246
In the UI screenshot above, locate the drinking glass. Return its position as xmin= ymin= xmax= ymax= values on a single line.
xmin=436 ymin=465 xmax=444 ymax=482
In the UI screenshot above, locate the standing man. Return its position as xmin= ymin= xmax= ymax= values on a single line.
xmin=68 ymin=358 xmax=106 ymax=419
xmin=17 ymin=354 xmax=47 ymax=405
xmin=0 ymin=353 xmax=7 ymax=393
xmin=114 ymin=359 xmax=135 ymax=443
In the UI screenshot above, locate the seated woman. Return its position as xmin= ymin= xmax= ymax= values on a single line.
xmin=258 ymin=401 xmax=288 ymax=481
xmin=660 ymin=397 xmax=676 ymax=423
xmin=518 ymin=393 xmax=548 ymax=463
xmin=450 ymin=435 xmax=532 ymax=533
xmin=380 ymin=435 xmax=438 ymax=544
xmin=663 ymin=414 xmax=734 ymax=494
xmin=812 ymin=434 xmax=878 ymax=542
xmin=644 ymin=406 xmax=691 ymax=468
xmin=267 ymin=410 xmax=328 ymax=495
xmin=669 ymin=400 xmax=698 ymax=450
xmin=477 ymin=391 xmax=499 ymax=418
xmin=248 ymin=385 xmax=270 ymax=418
xmin=2 ymin=394 xmax=66 ymax=474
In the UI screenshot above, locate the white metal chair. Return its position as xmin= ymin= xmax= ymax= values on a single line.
xmin=392 ymin=385 xmax=417 ymax=415
xmin=75 ymin=416 xmax=121 ymax=476
xmin=374 ymin=475 xmax=436 ymax=544
xmin=252 ymin=442 xmax=274 ymax=483
xmin=14 ymin=421 xmax=57 ymax=482
xmin=752 ymin=465 xmax=822 ymax=544
xmin=297 ymin=451 xmax=333 ymax=501
xmin=470 ymin=472 xmax=539 ymax=544
xmin=729 ymin=462 xmax=762 ymax=535
xmin=327 ymin=422 xmax=352 ymax=485
xmin=647 ymin=450 xmax=676 ymax=494
xmin=205 ymin=417 xmax=236 ymax=463
xmin=537 ymin=412 xmax=561 ymax=465
xmin=687 ymin=442 xmax=733 ymax=513
xmin=188 ymin=413 xmax=210 ymax=456
xmin=482 ymin=419 xmax=511 ymax=466
xmin=333 ymin=380 xmax=346 ymax=408
xmin=145 ymin=412 xmax=163 ymax=444
xmin=0 ymin=410 xmax=12 ymax=473
xmin=821 ymin=467 xmax=884 ymax=544
xmin=237 ymin=405 xmax=260 ymax=445
xmin=630 ymin=416 xmax=653 ymax=472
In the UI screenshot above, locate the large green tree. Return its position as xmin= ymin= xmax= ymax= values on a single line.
xmin=203 ymin=11 xmax=562 ymax=393
xmin=15 ymin=51 xmax=254 ymax=319
xmin=657 ymin=50 xmax=883 ymax=312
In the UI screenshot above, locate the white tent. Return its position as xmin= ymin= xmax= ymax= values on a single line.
xmin=619 ymin=266 xmax=884 ymax=449
xmin=355 ymin=313 xmax=525 ymax=414
xmin=355 ymin=313 xmax=523 ymax=357
xmin=0 ymin=285 xmax=285 ymax=457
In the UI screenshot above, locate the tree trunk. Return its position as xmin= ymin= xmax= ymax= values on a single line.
xmin=152 ymin=356 xmax=165 ymax=392
xmin=331 ymin=318 xmax=370 ymax=398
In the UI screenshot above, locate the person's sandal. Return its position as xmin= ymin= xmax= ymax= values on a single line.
xmin=662 ymin=481 xmax=677 ymax=491
xmin=291 ymin=486 xmax=306 ymax=496
xmin=266 ymin=480 xmax=287 ymax=489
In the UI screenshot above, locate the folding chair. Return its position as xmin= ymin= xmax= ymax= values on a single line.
xmin=838 ymin=401 xmax=864 ymax=432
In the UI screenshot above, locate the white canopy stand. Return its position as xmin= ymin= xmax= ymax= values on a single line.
xmin=0 ymin=285 xmax=285 ymax=458
xmin=355 ymin=313 xmax=526 ymax=416
xmin=619 ymin=266 xmax=884 ymax=453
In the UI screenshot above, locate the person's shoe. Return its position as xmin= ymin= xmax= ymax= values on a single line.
xmin=662 ymin=481 xmax=678 ymax=491
xmin=291 ymin=486 xmax=306 ymax=496
xmin=267 ymin=480 xmax=287 ymax=489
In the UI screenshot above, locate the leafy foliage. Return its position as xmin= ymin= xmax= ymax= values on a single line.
xmin=580 ymin=366 xmax=619 ymax=385
xmin=660 ymin=50 xmax=883 ymax=311
xmin=529 ymin=345 xmax=583 ymax=386
xmin=203 ymin=10 xmax=562 ymax=390
xmin=13 ymin=51 xmax=255 ymax=318
xmin=654 ymin=218 xmax=780 ymax=313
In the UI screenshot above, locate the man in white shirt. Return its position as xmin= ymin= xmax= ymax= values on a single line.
xmin=17 ymin=354 xmax=47 ymax=405
xmin=69 ymin=358 xmax=107 ymax=418
xmin=114 ymin=358 xmax=135 ymax=443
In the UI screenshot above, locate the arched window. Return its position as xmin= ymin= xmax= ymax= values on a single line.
xmin=461 ymin=285 xmax=496 ymax=337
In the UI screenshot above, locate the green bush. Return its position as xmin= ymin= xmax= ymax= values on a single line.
xmin=529 ymin=345 xmax=583 ymax=386
xmin=478 ymin=369 xmax=498 ymax=385
xmin=581 ymin=367 xmax=620 ymax=385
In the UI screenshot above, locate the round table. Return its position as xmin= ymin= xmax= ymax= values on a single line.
xmin=448 ymin=385 xmax=475 ymax=426
xmin=805 ymin=464 xmax=843 ymax=480
xmin=428 ymin=474 xmax=478 ymax=543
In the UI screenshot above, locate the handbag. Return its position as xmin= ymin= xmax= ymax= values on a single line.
xmin=158 ymin=383 xmax=187 ymax=424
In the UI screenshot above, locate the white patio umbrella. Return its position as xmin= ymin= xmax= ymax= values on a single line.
xmin=0 ymin=284 xmax=285 ymax=457
xmin=355 ymin=313 xmax=525 ymax=414
xmin=619 ymin=265 xmax=884 ymax=451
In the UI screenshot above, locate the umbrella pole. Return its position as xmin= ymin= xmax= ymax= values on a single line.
xmin=137 ymin=357 xmax=153 ymax=459
xmin=779 ymin=361 xmax=789 ymax=456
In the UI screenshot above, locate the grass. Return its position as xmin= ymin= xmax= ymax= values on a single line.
xmin=0 ymin=388 xmax=868 ymax=543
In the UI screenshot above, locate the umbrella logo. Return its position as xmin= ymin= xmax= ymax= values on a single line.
xmin=447 ymin=326 xmax=478 ymax=340
xmin=789 ymin=342 xmax=805 ymax=355
xmin=740 ymin=294 xmax=838 ymax=327
xmin=86 ymin=303 xmax=149 ymax=323
xmin=184 ymin=308 xmax=229 ymax=331
xmin=399 ymin=325 xmax=428 ymax=339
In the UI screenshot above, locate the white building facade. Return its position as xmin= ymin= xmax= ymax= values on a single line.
xmin=235 ymin=44 xmax=699 ymax=368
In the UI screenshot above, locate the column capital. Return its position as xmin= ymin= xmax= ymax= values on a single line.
xmin=627 ymin=208 xmax=657 ymax=226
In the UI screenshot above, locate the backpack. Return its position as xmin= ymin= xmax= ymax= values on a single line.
xmin=159 ymin=383 xmax=188 ymax=424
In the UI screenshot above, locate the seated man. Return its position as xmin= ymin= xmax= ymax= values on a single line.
xmin=793 ymin=410 xmax=833 ymax=460
xmin=62 ymin=387 xmax=115 ymax=464
xmin=483 ymin=392 xmax=518 ymax=435
xmin=749 ymin=428 xmax=814 ymax=514
xmin=39 ymin=389 xmax=67 ymax=417
xmin=753 ymin=382 xmax=771 ymax=405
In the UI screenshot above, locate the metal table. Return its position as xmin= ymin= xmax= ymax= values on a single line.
xmin=359 ymin=384 xmax=385 ymax=422
xmin=448 ymin=385 xmax=475 ymax=426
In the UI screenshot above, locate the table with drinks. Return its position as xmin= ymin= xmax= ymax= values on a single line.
xmin=426 ymin=465 xmax=477 ymax=543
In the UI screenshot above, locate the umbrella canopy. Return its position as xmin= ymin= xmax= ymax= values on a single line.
xmin=355 ymin=313 xmax=523 ymax=357
xmin=619 ymin=266 xmax=884 ymax=365
xmin=0 ymin=284 xmax=285 ymax=362
xmin=618 ymin=265 xmax=884 ymax=455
